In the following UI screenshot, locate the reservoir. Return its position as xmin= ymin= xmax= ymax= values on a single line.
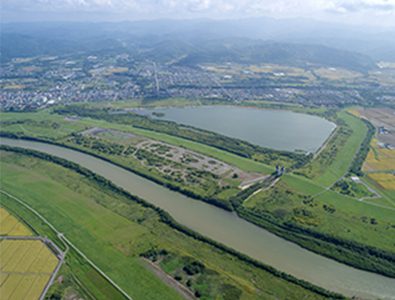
xmin=142 ymin=106 xmax=336 ymax=152
xmin=2 ymin=138 xmax=394 ymax=300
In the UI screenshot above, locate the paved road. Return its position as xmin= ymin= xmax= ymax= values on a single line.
xmin=1 ymin=190 xmax=134 ymax=300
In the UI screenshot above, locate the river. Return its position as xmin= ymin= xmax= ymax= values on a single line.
xmin=141 ymin=106 xmax=336 ymax=153
xmin=1 ymin=138 xmax=394 ymax=300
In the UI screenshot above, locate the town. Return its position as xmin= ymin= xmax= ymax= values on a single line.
xmin=2 ymin=53 xmax=395 ymax=110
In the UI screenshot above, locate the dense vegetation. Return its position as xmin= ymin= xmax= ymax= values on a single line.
xmin=348 ymin=118 xmax=376 ymax=176
xmin=53 ymin=105 xmax=311 ymax=169
xmin=0 ymin=145 xmax=347 ymax=299
xmin=236 ymin=205 xmax=395 ymax=278
xmin=236 ymin=178 xmax=395 ymax=278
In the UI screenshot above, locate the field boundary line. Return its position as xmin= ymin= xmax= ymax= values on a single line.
xmin=0 ymin=189 xmax=134 ymax=300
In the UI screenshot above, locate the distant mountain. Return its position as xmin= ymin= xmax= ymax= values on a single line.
xmin=0 ymin=33 xmax=125 ymax=63
xmin=172 ymin=41 xmax=376 ymax=71
xmin=0 ymin=20 xmax=383 ymax=70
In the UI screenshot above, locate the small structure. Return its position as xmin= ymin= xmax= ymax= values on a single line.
xmin=351 ymin=176 xmax=361 ymax=183
xmin=276 ymin=166 xmax=285 ymax=175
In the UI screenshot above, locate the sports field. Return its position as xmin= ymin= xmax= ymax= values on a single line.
xmin=0 ymin=208 xmax=32 ymax=236
xmin=0 ymin=239 xmax=59 ymax=300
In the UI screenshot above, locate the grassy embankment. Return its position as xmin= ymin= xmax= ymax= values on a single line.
xmin=0 ymin=148 xmax=346 ymax=300
xmin=294 ymin=111 xmax=367 ymax=186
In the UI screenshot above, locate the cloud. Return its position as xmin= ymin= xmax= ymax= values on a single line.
xmin=1 ymin=0 xmax=394 ymax=13
xmin=326 ymin=0 xmax=395 ymax=13
xmin=1 ymin=0 xmax=395 ymax=25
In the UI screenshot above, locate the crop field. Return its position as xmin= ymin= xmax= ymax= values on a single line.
xmin=366 ymin=173 xmax=395 ymax=191
xmin=0 ymin=208 xmax=32 ymax=236
xmin=0 ymin=239 xmax=58 ymax=300
xmin=353 ymin=107 xmax=395 ymax=147
xmin=314 ymin=67 xmax=363 ymax=81
xmin=347 ymin=109 xmax=361 ymax=117
xmin=363 ymin=147 xmax=395 ymax=171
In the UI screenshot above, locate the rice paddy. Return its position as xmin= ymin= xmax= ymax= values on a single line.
xmin=366 ymin=173 xmax=395 ymax=191
xmin=0 ymin=208 xmax=32 ymax=236
xmin=347 ymin=109 xmax=361 ymax=117
xmin=363 ymin=147 xmax=395 ymax=172
xmin=0 ymin=239 xmax=59 ymax=300
xmin=0 ymin=207 xmax=59 ymax=300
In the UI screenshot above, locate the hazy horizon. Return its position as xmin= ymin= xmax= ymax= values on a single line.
xmin=1 ymin=0 xmax=395 ymax=27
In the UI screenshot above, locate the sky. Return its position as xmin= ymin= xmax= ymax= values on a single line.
xmin=1 ymin=0 xmax=395 ymax=27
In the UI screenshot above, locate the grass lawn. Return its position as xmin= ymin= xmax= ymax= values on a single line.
xmin=282 ymin=175 xmax=325 ymax=195
xmin=313 ymin=190 xmax=395 ymax=251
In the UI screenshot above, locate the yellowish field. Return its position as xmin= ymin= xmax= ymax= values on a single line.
xmin=3 ymin=85 xmax=26 ymax=90
xmin=371 ymin=138 xmax=380 ymax=146
xmin=8 ymin=222 xmax=32 ymax=236
xmin=0 ymin=208 xmax=10 ymax=220
xmin=28 ymin=275 xmax=52 ymax=300
xmin=0 ymin=208 xmax=32 ymax=236
xmin=105 ymin=67 xmax=128 ymax=74
xmin=0 ymin=240 xmax=59 ymax=300
xmin=367 ymin=173 xmax=395 ymax=191
xmin=347 ymin=109 xmax=361 ymax=117
xmin=314 ymin=67 xmax=362 ymax=80
xmin=0 ymin=273 xmax=8 ymax=286
xmin=363 ymin=148 xmax=395 ymax=172
xmin=0 ymin=274 xmax=51 ymax=300
xmin=0 ymin=216 xmax=18 ymax=235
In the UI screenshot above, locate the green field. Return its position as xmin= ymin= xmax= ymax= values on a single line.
xmin=282 ymin=175 xmax=325 ymax=195
xmin=0 ymin=150 xmax=337 ymax=300
xmin=314 ymin=112 xmax=367 ymax=186
xmin=293 ymin=111 xmax=367 ymax=187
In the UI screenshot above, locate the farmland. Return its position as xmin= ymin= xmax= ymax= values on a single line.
xmin=0 ymin=208 xmax=32 ymax=236
xmin=367 ymin=173 xmax=395 ymax=191
xmin=0 ymin=239 xmax=58 ymax=300
xmin=0 ymin=149 xmax=345 ymax=300
xmin=363 ymin=147 xmax=395 ymax=172
xmin=352 ymin=107 xmax=395 ymax=147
